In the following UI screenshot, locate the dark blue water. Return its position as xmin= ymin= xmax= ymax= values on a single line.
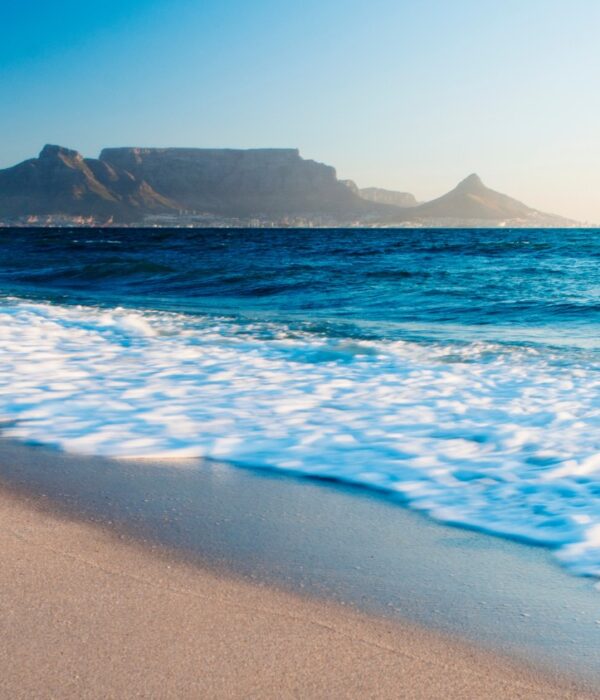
xmin=1 ymin=227 xmax=599 ymax=578
xmin=1 ymin=227 xmax=598 ymax=348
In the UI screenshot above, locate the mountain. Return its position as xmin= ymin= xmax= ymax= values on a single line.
xmin=0 ymin=146 xmax=577 ymax=226
xmin=99 ymin=147 xmax=363 ymax=217
xmin=0 ymin=145 xmax=173 ymax=221
xmin=358 ymin=187 xmax=418 ymax=208
xmin=0 ymin=145 xmax=373 ymax=222
xmin=399 ymin=173 xmax=571 ymax=225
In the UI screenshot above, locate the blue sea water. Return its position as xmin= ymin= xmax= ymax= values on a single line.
xmin=0 ymin=227 xmax=599 ymax=577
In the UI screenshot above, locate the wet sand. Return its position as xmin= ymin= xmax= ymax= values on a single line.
xmin=1 ymin=438 xmax=600 ymax=697
xmin=1 ymin=485 xmax=595 ymax=699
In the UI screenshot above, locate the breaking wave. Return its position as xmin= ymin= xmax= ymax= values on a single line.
xmin=1 ymin=297 xmax=599 ymax=578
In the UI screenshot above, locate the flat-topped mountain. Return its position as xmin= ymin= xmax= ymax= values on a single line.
xmin=0 ymin=145 xmax=576 ymax=226
xmin=99 ymin=147 xmax=360 ymax=216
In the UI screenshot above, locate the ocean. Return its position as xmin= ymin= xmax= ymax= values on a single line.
xmin=0 ymin=227 xmax=599 ymax=578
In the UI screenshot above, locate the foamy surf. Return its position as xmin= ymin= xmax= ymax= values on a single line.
xmin=1 ymin=298 xmax=599 ymax=578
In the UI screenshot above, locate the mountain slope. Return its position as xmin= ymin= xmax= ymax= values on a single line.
xmin=357 ymin=186 xmax=418 ymax=208
xmin=403 ymin=173 xmax=569 ymax=224
xmin=0 ymin=145 xmax=174 ymax=220
xmin=342 ymin=180 xmax=417 ymax=208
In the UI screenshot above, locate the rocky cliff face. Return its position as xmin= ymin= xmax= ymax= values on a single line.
xmin=99 ymin=147 xmax=360 ymax=216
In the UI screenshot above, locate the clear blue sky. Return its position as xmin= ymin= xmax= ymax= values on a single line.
xmin=2 ymin=0 xmax=599 ymax=221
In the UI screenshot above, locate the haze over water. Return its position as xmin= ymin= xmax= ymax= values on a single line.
xmin=0 ymin=227 xmax=599 ymax=578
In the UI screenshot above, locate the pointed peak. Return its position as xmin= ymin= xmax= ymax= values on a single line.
xmin=39 ymin=144 xmax=82 ymax=161
xmin=455 ymin=173 xmax=485 ymax=192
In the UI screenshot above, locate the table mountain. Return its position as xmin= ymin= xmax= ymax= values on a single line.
xmin=99 ymin=147 xmax=362 ymax=217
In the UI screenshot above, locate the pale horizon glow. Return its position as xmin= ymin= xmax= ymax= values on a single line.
xmin=1 ymin=0 xmax=599 ymax=222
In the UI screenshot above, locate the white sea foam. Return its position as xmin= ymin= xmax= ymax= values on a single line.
xmin=1 ymin=299 xmax=600 ymax=577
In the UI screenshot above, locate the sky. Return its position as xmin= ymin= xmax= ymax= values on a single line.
xmin=1 ymin=0 xmax=599 ymax=222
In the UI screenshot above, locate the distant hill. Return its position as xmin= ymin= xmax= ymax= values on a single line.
xmin=342 ymin=181 xmax=418 ymax=208
xmin=412 ymin=173 xmax=537 ymax=219
xmin=397 ymin=173 xmax=573 ymax=226
xmin=0 ymin=145 xmax=577 ymax=226
xmin=359 ymin=187 xmax=418 ymax=208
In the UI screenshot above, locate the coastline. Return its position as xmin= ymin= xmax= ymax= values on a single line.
xmin=1 ymin=438 xmax=600 ymax=696
xmin=0 ymin=482 xmax=595 ymax=699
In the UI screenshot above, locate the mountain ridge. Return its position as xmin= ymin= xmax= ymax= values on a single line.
xmin=0 ymin=145 xmax=576 ymax=227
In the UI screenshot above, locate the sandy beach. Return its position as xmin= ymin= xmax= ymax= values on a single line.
xmin=2 ymin=483 xmax=597 ymax=699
